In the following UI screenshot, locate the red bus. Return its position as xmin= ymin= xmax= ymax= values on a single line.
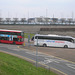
xmin=0 ymin=29 xmax=24 ymax=45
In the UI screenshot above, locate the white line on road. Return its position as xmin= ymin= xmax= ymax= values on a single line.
xmin=39 ymin=59 xmax=60 ymax=65
xmin=66 ymin=64 xmax=75 ymax=69
xmin=11 ymin=49 xmax=21 ymax=51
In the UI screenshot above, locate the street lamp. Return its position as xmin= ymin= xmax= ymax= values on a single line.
xmin=36 ymin=36 xmax=38 ymax=68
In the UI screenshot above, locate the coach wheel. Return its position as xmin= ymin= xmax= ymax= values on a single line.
xmin=64 ymin=45 xmax=68 ymax=48
xmin=43 ymin=44 xmax=47 ymax=47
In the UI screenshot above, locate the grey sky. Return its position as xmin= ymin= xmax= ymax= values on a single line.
xmin=0 ymin=0 xmax=74 ymax=19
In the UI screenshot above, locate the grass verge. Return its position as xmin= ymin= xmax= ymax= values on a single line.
xmin=0 ymin=52 xmax=57 ymax=75
xmin=24 ymin=33 xmax=34 ymax=38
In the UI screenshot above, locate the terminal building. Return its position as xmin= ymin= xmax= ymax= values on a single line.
xmin=0 ymin=17 xmax=75 ymax=25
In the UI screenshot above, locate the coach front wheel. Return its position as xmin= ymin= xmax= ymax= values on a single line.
xmin=43 ymin=44 xmax=47 ymax=47
xmin=64 ymin=45 xmax=68 ymax=48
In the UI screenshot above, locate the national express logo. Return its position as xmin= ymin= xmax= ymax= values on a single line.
xmin=46 ymin=40 xmax=65 ymax=43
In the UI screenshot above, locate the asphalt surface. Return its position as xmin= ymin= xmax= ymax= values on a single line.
xmin=0 ymin=44 xmax=75 ymax=75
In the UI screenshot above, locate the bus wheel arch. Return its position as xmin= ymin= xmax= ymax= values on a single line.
xmin=43 ymin=43 xmax=47 ymax=47
xmin=64 ymin=45 xmax=68 ymax=48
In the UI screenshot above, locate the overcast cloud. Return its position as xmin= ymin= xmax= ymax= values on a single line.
xmin=0 ymin=0 xmax=74 ymax=19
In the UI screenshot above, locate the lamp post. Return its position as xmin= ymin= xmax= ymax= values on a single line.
xmin=36 ymin=36 xmax=38 ymax=68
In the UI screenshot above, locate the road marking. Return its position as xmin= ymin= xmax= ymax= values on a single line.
xmin=40 ymin=59 xmax=53 ymax=64
xmin=50 ymin=67 xmax=67 ymax=75
xmin=39 ymin=58 xmax=60 ymax=65
xmin=66 ymin=64 xmax=75 ymax=69
xmin=8 ymin=48 xmax=21 ymax=51
xmin=19 ymin=46 xmax=75 ymax=64
xmin=25 ymin=51 xmax=48 ymax=57
xmin=25 ymin=51 xmax=36 ymax=56
xmin=8 ymin=47 xmax=20 ymax=51
xmin=39 ymin=57 xmax=69 ymax=65
xmin=0 ymin=50 xmax=67 ymax=75
xmin=37 ymin=50 xmax=75 ymax=64
xmin=13 ymin=49 xmax=20 ymax=51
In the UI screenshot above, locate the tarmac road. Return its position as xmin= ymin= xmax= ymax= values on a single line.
xmin=0 ymin=44 xmax=75 ymax=75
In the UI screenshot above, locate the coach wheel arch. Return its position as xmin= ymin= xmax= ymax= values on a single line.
xmin=64 ymin=45 xmax=68 ymax=48
xmin=43 ymin=44 xmax=47 ymax=47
